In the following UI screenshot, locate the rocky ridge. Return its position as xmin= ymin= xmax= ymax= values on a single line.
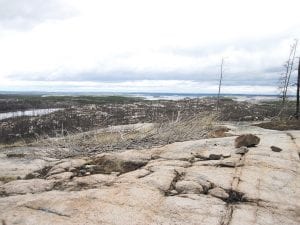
xmin=0 ymin=123 xmax=299 ymax=225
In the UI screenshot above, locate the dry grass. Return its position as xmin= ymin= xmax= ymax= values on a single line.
xmin=34 ymin=113 xmax=218 ymax=158
xmin=256 ymin=118 xmax=300 ymax=131
xmin=0 ymin=140 xmax=27 ymax=150
xmin=0 ymin=176 xmax=18 ymax=184
xmin=153 ymin=112 xmax=217 ymax=143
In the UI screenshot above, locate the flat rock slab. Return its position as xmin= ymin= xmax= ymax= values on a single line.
xmin=0 ymin=155 xmax=49 ymax=180
xmin=0 ymin=123 xmax=299 ymax=225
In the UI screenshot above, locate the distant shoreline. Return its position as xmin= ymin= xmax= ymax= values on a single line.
xmin=0 ymin=91 xmax=291 ymax=102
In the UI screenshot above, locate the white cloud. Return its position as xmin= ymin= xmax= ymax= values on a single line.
xmin=0 ymin=0 xmax=300 ymax=93
xmin=0 ymin=0 xmax=76 ymax=29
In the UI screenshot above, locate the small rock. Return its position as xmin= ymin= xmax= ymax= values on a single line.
xmin=6 ymin=153 xmax=26 ymax=158
xmin=219 ymin=161 xmax=236 ymax=167
xmin=209 ymin=154 xmax=222 ymax=160
xmin=208 ymin=187 xmax=229 ymax=200
xmin=235 ymin=147 xmax=249 ymax=155
xmin=192 ymin=177 xmax=212 ymax=192
xmin=83 ymin=165 xmax=97 ymax=173
xmin=85 ymin=165 xmax=96 ymax=169
xmin=271 ymin=146 xmax=282 ymax=152
xmin=175 ymin=180 xmax=204 ymax=194
xmin=169 ymin=190 xmax=178 ymax=196
xmin=235 ymin=134 xmax=260 ymax=148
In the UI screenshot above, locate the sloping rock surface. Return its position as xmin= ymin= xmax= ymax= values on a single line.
xmin=0 ymin=123 xmax=299 ymax=225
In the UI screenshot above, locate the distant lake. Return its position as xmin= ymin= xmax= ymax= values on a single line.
xmin=37 ymin=92 xmax=281 ymax=101
xmin=0 ymin=108 xmax=63 ymax=121
xmin=0 ymin=91 xmax=285 ymax=102
xmin=124 ymin=93 xmax=281 ymax=102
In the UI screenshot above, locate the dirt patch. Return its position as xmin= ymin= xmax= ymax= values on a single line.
xmin=24 ymin=166 xmax=52 ymax=179
xmin=256 ymin=120 xmax=300 ymax=130
xmin=225 ymin=189 xmax=246 ymax=203
xmin=0 ymin=176 xmax=18 ymax=184
xmin=208 ymin=127 xmax=231 ymax=138
xmin=89 ymin=155 xmax=148 ymax=174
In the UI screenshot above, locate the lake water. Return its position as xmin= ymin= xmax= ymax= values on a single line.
xmin=0 ymin=108 xmax=63 ymax=121
xmin=126 ymin=93 xmax=281 ymax=102
xmin=39 ymin=92 xmax=281 ymax=101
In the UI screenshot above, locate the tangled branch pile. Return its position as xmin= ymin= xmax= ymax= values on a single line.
xmin=36 ymin=113 xmax=219 ymax=158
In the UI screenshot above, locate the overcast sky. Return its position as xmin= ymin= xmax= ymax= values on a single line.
xmin=0 ymin=0 xmax=300 ymax=94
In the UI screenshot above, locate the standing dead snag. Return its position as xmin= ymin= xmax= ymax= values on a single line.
xmin=279 ymin=39 xmax=298 ymax=116
xmin=296 ymin=57 xmax=300 ymax=119
xmin=217 ymin=58 xmax=224 ymax=112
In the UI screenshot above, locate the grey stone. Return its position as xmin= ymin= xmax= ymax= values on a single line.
xmin=208 ymin=187 xmax=229 ymax=200
xmin=235 ymin=147 xmax=249 ymax=154
xmin=271 ymin=146 xmax=282 ymax=152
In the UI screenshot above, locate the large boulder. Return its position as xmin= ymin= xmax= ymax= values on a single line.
xmin=234 ymin=134 xmax=260 ymax=148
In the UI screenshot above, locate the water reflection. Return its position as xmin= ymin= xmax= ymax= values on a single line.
xmin=0 ymin=108 xmax=63 ymax=121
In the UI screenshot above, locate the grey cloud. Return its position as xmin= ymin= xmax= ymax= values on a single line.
xmin=6 ymin=30 xmax=297 ymax=87
xmin=10 ymin=69 xmax=283 ymax=86
xmin=0 ymin=0 xmax=76 ymax=30
xmin=263 ymin=66 xmax=283 ymax=73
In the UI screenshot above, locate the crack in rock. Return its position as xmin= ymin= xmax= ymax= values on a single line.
xmin=24 ymin=205 xmax=71 ymax=217
xmin=165 ymin=170 xmax=184 ymax=196
xmin=217 ymin=162 xmax=244 ymax=168
xmin=137 ymin=170 xmax=153 ymax=179
xmin=194 ymin=153 xmax=231 ymax=161
xmin=220 ymin=205 xmax=233 ymax=225
xmin=286 ymin=132 xmax=300 ymax=160
xmin=226 ymin=189 xmax=246 ymax=203
xmin=207 ymin=186 xmax=248 ymax=204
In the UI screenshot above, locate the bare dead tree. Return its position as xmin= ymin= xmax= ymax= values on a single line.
xmin=278 ymin=39 xmax=298 ymax=117
xmin=279 ymin=39 xmax=298 ymax=105
xmin=296 ymin=57 xmax=300 ymax=119
xmin=217 ymin=57 xmax=224 ymax=112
